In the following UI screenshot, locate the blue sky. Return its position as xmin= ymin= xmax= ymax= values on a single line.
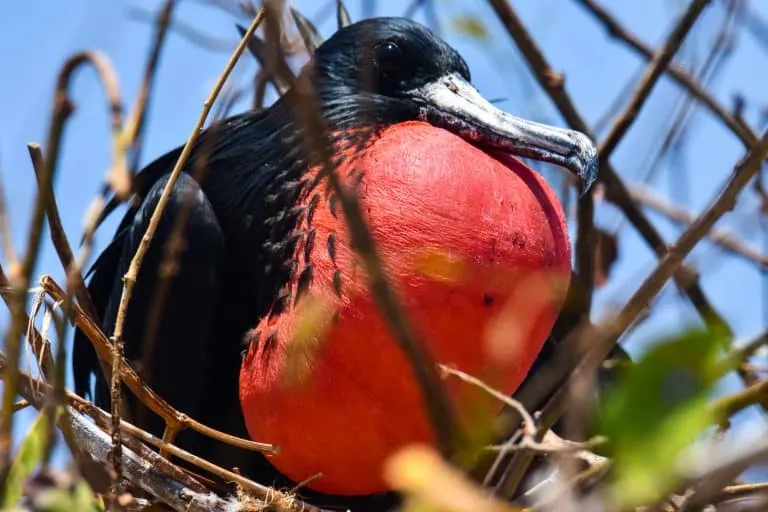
xmin=1 ymin=0 xmax=767 ymax=475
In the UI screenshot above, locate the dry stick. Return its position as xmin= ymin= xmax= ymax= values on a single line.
xmin=574 ymin=0 xmax=711 ymax=448
xmin=0 ymin=356 xmax=245 ymax=512
xmin=634 ymin=0 xmax=737 ymax=189
xmin=0 ymin=268 xmax=55 ymax=381
xmin=336 ymin=0 xmax=351 ymax=28
xmin=0 ymin=173 xmax=19 ymax=274
xmin=709 ymin=378 xmax=768 ymax=423
xmin=593 ymin=0 xmax=766 ymax=408
xmin=11 ymin=400 xmax=30 ymax=414
xmin=589 ymin=0 xmax=710 ymax=319
xmin=574 ymin=0 xmax=759 ymax=149
xmin=628 ymin=184 xmax=768 ymax=270
xmin=29 ymin=50 xmax=123 ymax=390
xmin=127 ymin=6 xmax=236 ymax=53
xmin=501 ymin=135 xmax=768 ymax=498
xmin=598 ymin=0 xmax=712 ymax=160
xmin=106 ymin=9 xmax=266 ymax=489
xmin=29 ymin=385 xmax=310 ymax=511
xmin=484 ymin=0 xmax=723 ymax=333
xmin=26 ymin=144 xmax=80 ymax=467
xmin=0 ymin=51 xmax=122 ymax=483
xmin=124 ymin=0 xmax=178 ymax=179
xmin=68 ymin=397 xmax=310 ymax=511
xmin=26 ymin=144 xmax=110 ymax=466
xmin=261 ymin=0 xmax=460 ymax=458
xmin=26 ymin=144 xmax=98 ymax=321
xmin=732 ymin=329 xmax=768 ymax=368
xmin=711 ymin=482 xmax=768 ymax=504
xmin=82 ymin=0 xmax=177 ymax=278
xmin=40 ymin=276 xmax=276 ymax=453
xmin=439 ymin=365 xmax=536 ymax=439
xmin=675 ymin=439 xmax=768 ymax=511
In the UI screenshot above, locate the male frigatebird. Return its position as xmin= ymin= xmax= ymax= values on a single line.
xmin=73 ymin=16 xmax=597 ymax=510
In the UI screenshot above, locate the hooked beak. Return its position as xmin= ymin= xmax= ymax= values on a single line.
xmin=408 ymin=73 xmax=598 ymax=195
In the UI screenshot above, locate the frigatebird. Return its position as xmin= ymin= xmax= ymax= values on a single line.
xmin=73 ymin=16 xmax=597 ymax=510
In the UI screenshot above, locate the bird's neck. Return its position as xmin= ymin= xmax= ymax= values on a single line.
xmin=202 ymin=95 xmax=405 ymax=324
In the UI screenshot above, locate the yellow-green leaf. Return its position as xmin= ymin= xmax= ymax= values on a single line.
xmin=451 ymin=16 xmax=489 ymax=41
xmin=2 ymin=412 xmax=48 ymax=508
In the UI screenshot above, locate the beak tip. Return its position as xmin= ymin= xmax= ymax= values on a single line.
xmin=573 ymin=132 xmax=598 ymax=197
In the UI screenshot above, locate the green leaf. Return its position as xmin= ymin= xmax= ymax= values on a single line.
xmin=596 ymin=327 xmax=728 ymax=509
xmin=451 ymin=15 xmax=489 ymax=41
xmin=2 ymin=412 xmax=48 ymax=508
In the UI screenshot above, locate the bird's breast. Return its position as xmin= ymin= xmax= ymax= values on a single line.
xmin=239 ymin=121 xmax=571 ymax=495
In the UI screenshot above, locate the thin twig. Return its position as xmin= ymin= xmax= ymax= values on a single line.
xmin=26 ymin=143 xmax=82 ymax=467
xmin=709 ymin=378 xmax=768 ymax=422
xmin=598 ymin=0 xmax=712 ymax=160
xmin=26 ymin=144 xmax=98 ymax=319
xmin=634 ymin=0 xmax=736 ymax=188
xmin=595 ymin=127 xmax=768 ymax=343
xmin=675 ymin=436 xmax=768 ymax=510
xmin=125 ymin=0 xmax=178 ymax=179
xmin=712 ymin=482 xmax=768 ymax=503
xmin=574 ymin=0 xmax=759 ymax=149
xmin=732 ymin=329 xmax=768 ymax=364
xmin=569 ymin=129 xmax=768 ymax=452
xmin=0 ymin=172 xmax=19 ymax=273
xmin=126 ymin=5 xmax=236 ymax=53
xmin=0 ymin=268 xmax=55 ymax=380
xmin=439 ymin=365 xmax=535 ymax=438
xmin=0 ymin=332 xmax=315 ymax=511
xmin=107 ymin=8 xmax=266 ymax=490
xmin=502 ymin=130 xmax=768 ymax=497
xmin=628 ymin=184 xmax=768 ymax=270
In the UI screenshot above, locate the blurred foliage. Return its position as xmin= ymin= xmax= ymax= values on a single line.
xmin=384 ymin=444 xmax=519 ymax=512
xmin=15 ymin=479 xmax=102 ymax=512
xmin=450 ymin=15 xmax=490 ymax=41
xmin=2 ymin=413 xmax=48 ymax=508
xmin=595 ymin=326 xmax=730 ymax=509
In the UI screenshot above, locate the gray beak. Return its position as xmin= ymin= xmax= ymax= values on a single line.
xmin=409 ymin=73 xmax=598 ymax=195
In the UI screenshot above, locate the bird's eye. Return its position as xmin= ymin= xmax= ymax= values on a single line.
xmin=374 ymin=41 xmax=404 ymax=74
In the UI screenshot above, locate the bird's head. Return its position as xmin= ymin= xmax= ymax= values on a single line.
xmin=302 ymin=17 xmax=598 ymax=194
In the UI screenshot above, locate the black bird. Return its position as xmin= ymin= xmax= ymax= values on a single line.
xmin=73 ymin=16 xmax=597 ymax=511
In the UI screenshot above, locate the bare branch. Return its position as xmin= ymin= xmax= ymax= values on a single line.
xmin=574 ymin=0 xmax=760 ymax=149
xmin=627 ymin=184 xmax=768 ymax=270
xmin=598 ymin=0 xmax=712 ymax=160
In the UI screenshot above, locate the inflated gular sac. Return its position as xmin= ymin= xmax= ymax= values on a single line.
xmin=240 ymin=122 xmax=572 ymax=495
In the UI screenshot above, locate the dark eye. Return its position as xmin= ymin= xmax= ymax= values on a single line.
xmin=374 ymin=41 xmax=404 ymax=74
